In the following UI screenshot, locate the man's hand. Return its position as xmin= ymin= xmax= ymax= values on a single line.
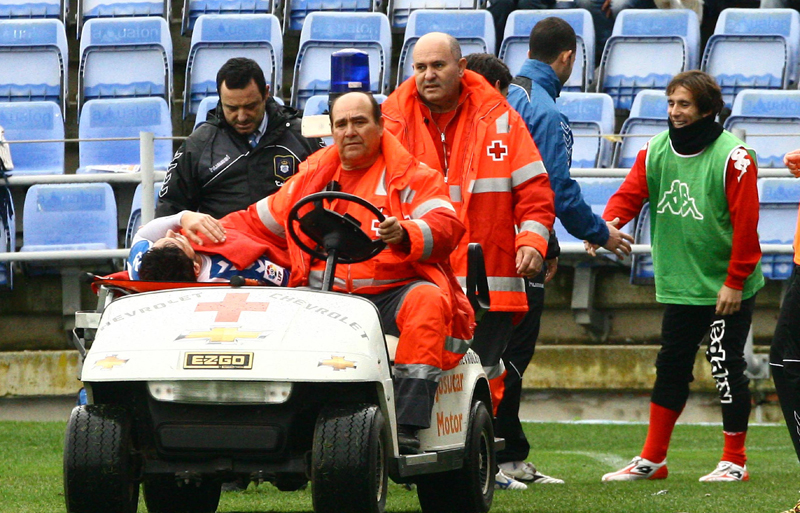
xmin=584 ymin=240 xmax=600 ymax=257
xmin=716 ymin=285 xmax=743 ymax=316
xmin=602 ymin=218 xmax=634 ymax=259
xmin=516 ymin=246 xmax=544 ymax=277
xmin=785 ymin=149 xmax=800 ymax=178
xmin=544 ymin=257 xmax=558 ymax=283
xmin=602 ymin=0 xmax=612 ymax=17
xmin=180 ymin=212 xmax=227 ymax=245
xmin=378 ymin=216 xmax=407 ymax=245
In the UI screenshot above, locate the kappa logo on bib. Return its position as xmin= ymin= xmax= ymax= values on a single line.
xmin=656 ymin=179 xmax=704 ymax=220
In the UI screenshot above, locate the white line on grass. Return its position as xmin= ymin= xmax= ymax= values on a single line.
xmin=554 ymin=450 xmax=629 ymax=469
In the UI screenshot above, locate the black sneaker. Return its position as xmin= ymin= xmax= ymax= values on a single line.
xmin=397 ymin=425 xmax=421 ymax=455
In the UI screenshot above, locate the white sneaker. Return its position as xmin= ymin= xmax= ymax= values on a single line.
xmin=602 ymin=456 xmax=668 ymax=482
xmin=495 ymin=469 xmax=528 ymax=490
xmin=499 ymin=461 xmax=565 ymax=484
xmin=698 ymin=461 xmax=749 ymax=482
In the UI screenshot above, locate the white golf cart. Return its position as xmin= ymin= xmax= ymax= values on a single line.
xmin=64 ymin=191 xmax=498 ymax=513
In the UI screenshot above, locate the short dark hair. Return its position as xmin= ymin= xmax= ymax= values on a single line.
xmin=465 ymin=53 xmax=513 ymax=93
xmin=329 ymin=91 xmax=382 ymax=125
xmin=216 ymin=57 xmax=267 ymax=97
xmin=138 ymin=245 xmax=197 ymax=282
xmin=666 ymin=70 xmax=725 ymax=118
xmin=529 ymin=17 xmax=577 ymax=64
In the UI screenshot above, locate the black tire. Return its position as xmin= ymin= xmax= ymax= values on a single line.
xmin=311 ymin=403 xmax=388 ymax=513
xmin=63 ymin=405 xmax=139 ymax=513
xmin=416 ymin=400 xmax=495 ymax=513
xmin=143 ymin=474 xmax=221 ymax=513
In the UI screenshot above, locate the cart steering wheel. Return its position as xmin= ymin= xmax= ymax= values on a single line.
xmin=287 ymin=191 xmax=387 ymax=264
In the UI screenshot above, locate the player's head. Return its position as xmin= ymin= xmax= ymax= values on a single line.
xmin=666 ymin=71 xmax=724 ymax=127
xmin=138 ymin=230 xmax=200 ymax=281
xmin=330 ymin=91 xmax=384 ymax=171
xmin=216 ymin=57 xmax=269 ymax=136
xmin=529 ymin=17 xmax=577 ymax=86
xmin=465 ymin=53 xmax=512 ymax=97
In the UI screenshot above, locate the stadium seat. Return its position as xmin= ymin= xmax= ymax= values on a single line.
xmin=20 ymin=183 xmax=118 ymax=252
xmin=78 ymin=0 xmax=169 ymax=38
xmin=0 ymin=19 xmax=68 ymax=114
xmin=78 ymin=17 xmax=173 ymax=113
xmin=184 ymin=14 xmax=282 ymax=118
xmin=125 ymin=181 xmax=163 ymax=247
xmin=701 ymin=8 xmax=800 ymax=108
xmin=0 ymin=101 xmax=64 ymax=175
xmin=758 ymin=178 xmax=800 ymax=280
xmin=193 ymin=94 xmax=218 ymax=129
xmin=499 ymin=9 xmax=594 ymax=92
xmin=0 ymin=0 xmax=66 ymax=20
xmin=598 ymin=9 xmax=699 ymax=110
xmin=556 ymin=92 xmax=615 ymax=168
xmin=723 ymin=89 xmax=800 ymax=168
xmin=78 ymin=97 xmax=173 ymax=173
xmin=181 ymin=0 xmax=276 ymax=35
xmin=397 ymin=9 xmax=494 ymax=86
xmin=0 ymin=186 xmax=13 ymax=289
xmin=631 ymin=205 xmax=652 ymax=284
xmin=552 ymin=177 xmax=629 ymax=245
xmin=284 ymin=0 xmax=376 ymax=33
xmin=613 ymin=89 xmax=668 ymax=168
xmin=389 ymin=0 xmax=484 ymax=31
xmin=291 ymin=12 xmax=391 ymax=109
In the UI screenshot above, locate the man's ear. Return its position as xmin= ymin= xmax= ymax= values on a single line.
xmin=193 ymin=260 xmax=201 ymax=278
xmin=458 ymin=57 xmax=467 ymax=76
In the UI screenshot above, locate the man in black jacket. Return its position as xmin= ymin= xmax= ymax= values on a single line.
xmin=156 ymin=57 xmax=324 ymax=219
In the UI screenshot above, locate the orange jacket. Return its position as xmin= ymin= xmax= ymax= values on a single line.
xmin=256 ymin=132 xmax=475 ymax=369
xmin=795 ymin=204 xmax=800 ymax=265
xmin=382 ymin=70 xmax=555 ymax=312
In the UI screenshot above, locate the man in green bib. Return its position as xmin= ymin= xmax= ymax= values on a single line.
xmin=594 ymin=71 xmax=764 ymax=483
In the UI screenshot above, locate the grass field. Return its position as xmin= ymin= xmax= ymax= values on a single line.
xmin=1 ymin=420 xmax=798 ymax=513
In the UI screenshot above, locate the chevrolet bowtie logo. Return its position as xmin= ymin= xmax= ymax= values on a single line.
xmin=94 ymin=355 xmax=129 ymax=370
xmin=176 ymin=327 xmax=272 ymax=343
xmin=318 ymin=356 xmax=357 ymax=371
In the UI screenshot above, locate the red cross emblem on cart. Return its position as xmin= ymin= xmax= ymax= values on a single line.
xmin=487 ymin=140 xmax=508 ymax=161
xmin=195 ymin=293 xmax=269 ymax=322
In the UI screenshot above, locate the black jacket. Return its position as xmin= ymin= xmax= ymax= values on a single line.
xmin=156 ymin=97 xmax=324 ymax=219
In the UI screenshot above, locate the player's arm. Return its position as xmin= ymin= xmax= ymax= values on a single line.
xmin=155 ymin=141 xmax=201 ymax=217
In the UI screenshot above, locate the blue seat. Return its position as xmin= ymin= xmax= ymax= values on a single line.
xmin=78 ymin=97 xmax=173 ymax=173
xmin=556 ymin=92 xmax=615 ymax=168
xmin=184 ymin=14 xmax=282 ymax=118
xmin=0 ymin=0 xmax=66 ymax=20
xmin=701 ymin=8 xmax=800 ymax=108
xmin=78 ymin=17 xmax=173 ymax=113
xmin=285 ymin=0 xmax=376 ymax=33
xmin=499 ymin=9 xmax=594 ymax=92
xmin=389 ymin=0 xmax=484 ymax=31
xmin=758 ymin=178 xmax=800 ymax=280
xmin=631 ymin=205 xmax=653 ymax=284
xmin=723 ymin=89 xmax=800 ymax=168
xmin=78 ymin=0 xmax=169 ymax=37
xmin=194 ymin=94 xmax=218 ymax=130
xmin=181 ymin=0 xmax=276 ymax=35
xmin=0 ymin=186 xmax=13 ymax=289
xmin=0 ymin=19 xmax=68 ymax=114
xmin=598 ymin=9 xmax=699 ymax=110
xmin=125 ymin=181 xmax=163 ymax=247
xmin=397 ymin=9 xmax=494 ymax=86
xmin=302 ymin=93 xmax=386 ymax=146
xmin=613 ymin=89 xmax=668 ymax=168
xmin=21 ymin=183 xmax=118 ymax=252
xmin=0 ymin=101 xmax=63 ymax=175
xmin=291 ymin=12 xmax=391 ymax=109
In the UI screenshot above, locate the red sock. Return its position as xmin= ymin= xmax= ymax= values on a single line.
xmin=722 ymin=431 xmax=747 ymax=466
xmin=640 ymin=402 xmax=682 ymax=463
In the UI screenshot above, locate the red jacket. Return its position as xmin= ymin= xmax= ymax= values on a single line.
xmin=257 ymin=132 xmax=475 ymax=369
xmin=382 ymin=70 xmax=555 ymax=312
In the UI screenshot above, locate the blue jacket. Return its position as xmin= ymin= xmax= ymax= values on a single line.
xmin=507 ymin=59 xmax=609 ymax=246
